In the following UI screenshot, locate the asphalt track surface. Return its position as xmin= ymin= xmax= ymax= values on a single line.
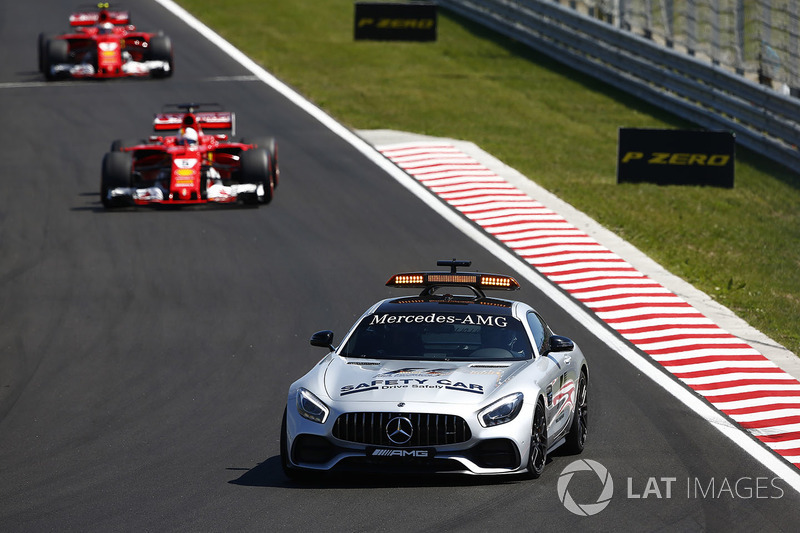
xmin=1 ymin=1 xmax=799 ymax=531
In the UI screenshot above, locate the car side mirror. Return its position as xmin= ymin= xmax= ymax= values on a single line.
xmin=310 ymin=330 xmax=335 ymax=351
xmin=547 ymin=335 xmax=574 ymax=353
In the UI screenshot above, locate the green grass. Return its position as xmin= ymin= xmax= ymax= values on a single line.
xmin=176 ymin=0 xmax=800 ymax=356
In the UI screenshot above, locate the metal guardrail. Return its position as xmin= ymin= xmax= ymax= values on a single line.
xmin=437 ymin=0 xmax=800 ymax=172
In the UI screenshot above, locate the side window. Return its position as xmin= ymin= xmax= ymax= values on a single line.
xmin=526 ymin=311 xmax=547 ymax=355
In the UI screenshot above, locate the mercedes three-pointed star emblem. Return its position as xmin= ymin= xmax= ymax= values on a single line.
xmin=386 ymin=416 xmax=414 ymax=445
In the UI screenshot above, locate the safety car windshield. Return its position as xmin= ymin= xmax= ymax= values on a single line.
xmin=340 ymin=312 xmax=533 ymax=361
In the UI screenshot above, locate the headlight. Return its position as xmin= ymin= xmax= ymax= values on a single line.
xmin=479 ymin=392 xmax=524 ymax=427
xmin=296 ymin=387 xmax=330 ymax=424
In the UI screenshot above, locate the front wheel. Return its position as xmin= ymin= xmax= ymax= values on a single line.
xmin=563 ymin=370 xmax=588 ymax=454
xmin=44 ymin=38 xmax=69 ymax=80
xmin=524 ymin=399 xmax=548 ymax=479
xmin=101 ymin=151 xmax=133 ymax=208
xmin=147 ymin=35 xmax=173 ymax=78
xmin=38 ymin=33 xmax=56 ymax=73
xmin=281 ymin=408 xmax=309 ymax=480
xmin=110 ymin=139 xmax=145 ymax=152
xmin=241 ymin=137 xmax=279 ymax=188
xmin=240 ymin=148 xmax=273 ymax=205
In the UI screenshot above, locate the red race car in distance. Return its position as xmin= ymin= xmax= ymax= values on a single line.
xmin=39 ymin=3 xmax=173 ymax=80
xmin=101 ymin=103 xmax=279 ymax=208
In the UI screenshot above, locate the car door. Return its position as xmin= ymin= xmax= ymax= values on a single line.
xmin=527 ymin=311 xmax=573 ymax=442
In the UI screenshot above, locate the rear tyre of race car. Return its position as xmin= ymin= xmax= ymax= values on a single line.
xmin=524 ymin=398 xmax=548 ymax=479
xmin=101 ymin=151 xmax=133 ymax=208
xmin=147 ymin=35 xmax=173 ymax=78
xmin=240 ymin=148 xmax=274 ymax=205
xmin=44 ymin=39 xmax=69 ymax=81
xmin=243 ymin=137 xmax=279 ymax=188
xmin=563 ymin=369 xmax=588 ymax=455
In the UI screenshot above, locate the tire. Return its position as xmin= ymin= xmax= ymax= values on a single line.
xmin=44 ymin=39 xmax=69 ymax=81
xmin=101 ymin=151 xmax=133 ymax=208
xmin=38 ymin=33 xmax=56 ymax=73
xmin=243 ymin=137 xmax=279 ymax=188
xmin=240 ymin=148 xmax=273 ymax=205
xmin=280 ymin=408 xmax=307 ymax=480
xmin=524 ymin=398 xmax=548 ymax=479
xmin=110 ymin=139 xmax=145 ymax=152
xmin=147 ymin=35 xmax=173 ymax=78
xmin=563 ymin=369 xmax=588 ymax=455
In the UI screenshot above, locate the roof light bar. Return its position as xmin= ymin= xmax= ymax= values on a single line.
xmin=385 ymin=259 xmax=520 ymax=292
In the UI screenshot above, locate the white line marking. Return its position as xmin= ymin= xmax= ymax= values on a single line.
xmin=0 ymin=81 xmax=70 ymax=89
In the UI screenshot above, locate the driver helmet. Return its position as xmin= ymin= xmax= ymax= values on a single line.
xmin=98 ymin=22 xmax=115 ymax=35
xmin=180 ymin=127 xmax=199 ymax=146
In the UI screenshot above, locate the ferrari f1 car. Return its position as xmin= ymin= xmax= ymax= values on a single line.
xmin=101 ymin=103 xmax=278 ymax=207
xmin=38 ymin=4 xmax=173 ymax=80
xmin=282 ymin=260 xmax=588 ymax=478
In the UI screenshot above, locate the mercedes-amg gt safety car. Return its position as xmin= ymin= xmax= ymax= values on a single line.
xmin=281 ymin=260 xmax=588 ymax=478
xmin=101 ymin=103 xmax=278 ymax=207
xmin=38 ymin=4 xmax=173 ymax=80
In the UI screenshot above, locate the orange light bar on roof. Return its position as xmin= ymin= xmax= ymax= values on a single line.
xmin=386 ymin=272 xmax=520 ymax=291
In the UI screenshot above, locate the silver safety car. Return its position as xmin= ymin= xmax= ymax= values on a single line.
xmin=281 ymin=260 xmax=588 ymax=478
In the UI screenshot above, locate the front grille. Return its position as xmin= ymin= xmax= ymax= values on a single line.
xmin=333 ymin=412 xmax=472 ymax=446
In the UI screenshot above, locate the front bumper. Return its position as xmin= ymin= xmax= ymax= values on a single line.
xmin=285 ymin=402 xmax=534 ymax=475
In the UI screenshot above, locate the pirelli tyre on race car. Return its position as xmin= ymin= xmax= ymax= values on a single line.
xmin=281 ymin=260 xmax=589 ymax=478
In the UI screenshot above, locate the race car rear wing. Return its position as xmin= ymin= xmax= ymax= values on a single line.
xmin=153 ymin=112 xmax=236 ymax=133
xmin=70 ymin=10 xmax=130 ymax=26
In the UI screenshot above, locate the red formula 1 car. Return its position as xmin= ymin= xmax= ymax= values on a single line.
xmin=38 ymin=4 xmax=173 ymax=80
xmin=100 ymin=104 xmax=279 ymax=208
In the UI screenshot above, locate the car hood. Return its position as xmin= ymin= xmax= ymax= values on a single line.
xmin=324 ymin=357 xmax=527 ymax=404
